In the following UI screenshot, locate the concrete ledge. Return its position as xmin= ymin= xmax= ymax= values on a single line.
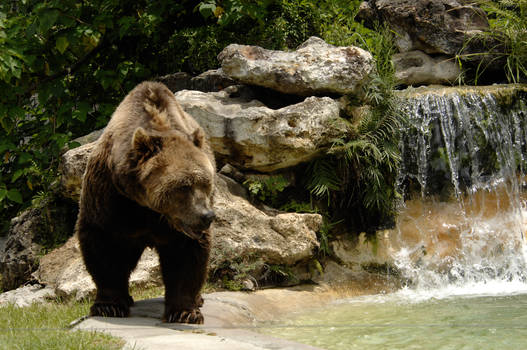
xmin=74 ymin=286 xmax=333 ymax=350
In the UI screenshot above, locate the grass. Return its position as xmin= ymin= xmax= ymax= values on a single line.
xmin=0 ymin=300 xmax=124 ymax=350
xmin=0 ymin=283 xmax=219 ymax=350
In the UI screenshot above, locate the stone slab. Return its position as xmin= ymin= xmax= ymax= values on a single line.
xmin=74 ymin=288 xmax=331 ymax=350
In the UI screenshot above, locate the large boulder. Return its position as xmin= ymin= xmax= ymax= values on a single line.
xmin=0 ymin=197 xmax=77 ymax=291
xmin=59 ymin=128 xmax=103 ymax=201
xmin=60 ymin=142 xmax=96 ymax=201
xmin=393 ymin=50 xmax=461 ymax=85
xmin=0 ymin=208 xmax=44 ymax=291
xmin=358 ymin=0 xmax=490 ymax=55
xmin=155 ymin=69 xmax=237 ymax=93
xmin=175 ymin=87 xmax=348 ymax=172
xmin=33 ymin=236 xmax=162 ymax=300
xmin=210 ymin=175 xmax=321 ymax=268
xmin=0 ymin=284 xmax=56 ymax=307
xmin=218 ymin=36 xmax=374 ymax=96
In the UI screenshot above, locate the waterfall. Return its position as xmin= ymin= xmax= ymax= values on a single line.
xmin=392 ymin=85 xmax=527 ymax=294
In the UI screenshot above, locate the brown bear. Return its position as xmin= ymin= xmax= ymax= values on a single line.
xmin=76 ymin=81 xmax=216 ymax=324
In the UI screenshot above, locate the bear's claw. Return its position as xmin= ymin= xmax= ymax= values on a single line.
xmin=164 ymin=308 xmax=204 ymax=324
xmin=196 ymin=295 xmax=204 ymax=307
xmin=90 ymin=302 xmax=129 ymax=318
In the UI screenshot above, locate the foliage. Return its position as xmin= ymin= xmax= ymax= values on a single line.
xmin=279 ymin=199 xmax=317 ymax=214
xmin=212 ymin=255 xmax=265 ymax=291
xmin=304 ymin=24 xmax=404 ymax=233
xmin=0 ymin=0 xmax=203 ymax=231
xmin=460 ymin=0 xmax=527 ymax=83
xmin=1 ymin=0 xmax=366 ymax=232
xmin=317 ymin=219 xmax=341 ymax=257
xmin=0 ymin=301 xmax=124 ymax=350
xmin=244 ymin=174 xmax=290 ymax=205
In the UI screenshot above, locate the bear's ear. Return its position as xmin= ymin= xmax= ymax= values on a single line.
xmin=132 ymin=127 xmax=161 ymax=158
xmin=192 ymin=128 xmax=205 ymax=148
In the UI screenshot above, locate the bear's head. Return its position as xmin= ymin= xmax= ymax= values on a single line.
xmin=129 ymin=126 xmax=216 ymax=239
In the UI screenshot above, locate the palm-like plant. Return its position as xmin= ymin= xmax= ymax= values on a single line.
xmin=305 ymin=74 xmax=405 ymax=231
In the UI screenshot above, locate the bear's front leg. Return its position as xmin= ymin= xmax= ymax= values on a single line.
xmin=78 ymin=223 xmax=145 ymax=318
xmin=157 ymin=234 xmax=210 ymax=324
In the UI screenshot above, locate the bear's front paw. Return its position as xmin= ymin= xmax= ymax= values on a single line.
xmin=90 ymin=302 xmax=129 ymax=318
xmin=163 ymin=308 xmax=204 ymax=324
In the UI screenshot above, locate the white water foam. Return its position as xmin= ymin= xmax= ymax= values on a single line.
xmin=392 ymin=87 xmax=527 ymax=301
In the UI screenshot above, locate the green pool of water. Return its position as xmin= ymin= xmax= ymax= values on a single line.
xmin=259 ymin=292 xmax=527 ymax=350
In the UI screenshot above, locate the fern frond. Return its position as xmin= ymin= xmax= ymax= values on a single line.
xmin=305 ymin=157 xmax=341 ymax=200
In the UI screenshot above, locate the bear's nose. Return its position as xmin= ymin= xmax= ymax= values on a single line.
xmin=201 ymin=210 xmax=216 ymax=228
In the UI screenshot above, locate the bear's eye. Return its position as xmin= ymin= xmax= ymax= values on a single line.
xmin=178 ymin=185 xmax=191 ymax=193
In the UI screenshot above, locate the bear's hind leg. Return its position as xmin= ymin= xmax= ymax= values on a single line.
xmin=157 ymin=235 xmax=210 ymax=324
xmin=79 ymin=224 xmax=145 ymax=317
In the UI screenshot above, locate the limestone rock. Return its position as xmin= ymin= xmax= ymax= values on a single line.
xmin=34 ymin=236 xmax=162 ymax=300
xmin=312 ymin=260 xmax=401 ymax=293
xmin=156 ymin=69 xmax=237 ymax=93
xmin=218 ymin=36 xmax=374 ymax=96
xmin=0 ymin=197 xmax=77 ymax=291
xmin=210 ymin=175 xmax=322 ymax=268
xmin=60 ymin=128 xmax=104 ymax=201
xmin=0 ymin=208 xmax=43 ymax=291
xmin=358 ymin=0 xmax=490 ymax=55
xmin=393 ymin=50 xmax=461 ymax=86
xmin=0 ymin=284 xmax=56 ymax=307
xmin=331 ymin=232 xmax=397 ymax=269
xmin=60 ymin=142 xmax=96 ymax=201
xmin=175 ymin=88 xmax=348 ymax=172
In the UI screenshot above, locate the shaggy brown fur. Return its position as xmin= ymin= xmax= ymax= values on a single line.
xmin=76 ymin=81 xmax=215 ymax=324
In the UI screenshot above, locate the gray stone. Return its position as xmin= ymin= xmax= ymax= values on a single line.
xmin=0 ymin=196 xmax=77 ymax=291
xmin=210 ymin=175 xmax=322 ymax=269
xmin=0 ymin=209 xmax=44 ymax=290
xmin=358 ymin=0 xmax=490 ymax=55
xmin=59 ymin=142 xmax=96 ymax=201
xmin=393 ymin=50 xmax=461 ymax=86
xmin=0 ymin=284 xmax=56 ymax=307
xmin=156 ymin=69 xmax=237 ymax=93
xmin=33 ymin=236 xmax=162 ymax=300
xmin=175 ymin=88 xmax=348 ymax=172
xmin=75 ymin=287 xmax=332 ymax=350
xmin=219 ymin=36 xmax=374 ymax=96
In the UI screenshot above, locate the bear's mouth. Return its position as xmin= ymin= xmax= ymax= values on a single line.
xmin=179 ymin=224 xmax=204 ymax=240
xmin=167 ymin=218 xmax=204 ymax=240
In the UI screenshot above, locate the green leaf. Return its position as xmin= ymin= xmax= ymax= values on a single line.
xmin=72 ymin=101 xmax=89 ymax=122
xmin=55 ymin=36 xmax=69 ymax=54
xmin=10 ymin=106 xmax=25 ymax=119
xmin=7 ymin=189 xmax=23 ymax=203
xmin=39 ymin=9 xmax=60 ymax=33
xmin=17 ymin=152 xmax=33 ymax=164
xmin=118 ymin=16 xmax=135 ymax=39
xmin=0 ymin=188 xmax=7 ymax=201
xmin=199 ymin=2 xmax=217 ymax=19
xmin=0 ymin=115 xmax=14 ymax=134
xmin=67 ymin=141 xmax=81 ymax=149
xmin=11 ymin=168 xmax=25 ymax=182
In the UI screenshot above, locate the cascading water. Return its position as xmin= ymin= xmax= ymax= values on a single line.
xmin=394 ymin=85 xmax=527 ymax=296
xmin=259 ymin=86 xmax=527 ymax=349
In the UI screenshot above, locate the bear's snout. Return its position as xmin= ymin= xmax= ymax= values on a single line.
xmin=200 ymin=210 xmax=216 ymax=229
